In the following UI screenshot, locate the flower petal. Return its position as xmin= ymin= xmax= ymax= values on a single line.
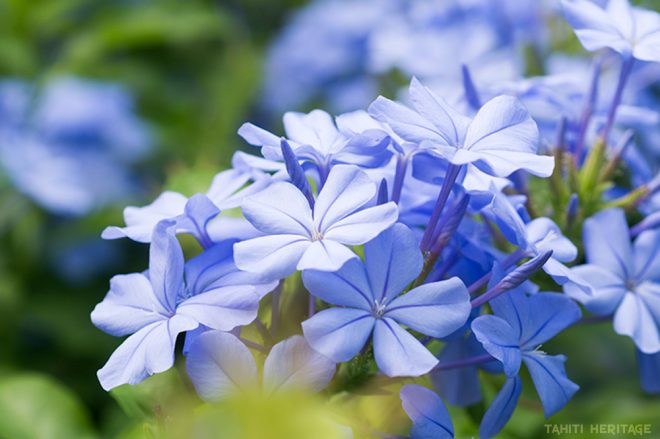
xmin=479 ymin=377 xmax=522 ymax=439
xmin=297 ymin=239 xmax=358 ymax=272
xmin=91 ymin=273 xmax=167 ymax=337
xmin=364 ymin=223 xmax=423 ymax=305
xmin=97 ymin=315 xmax=198 ymax=391
xmin=323 ymin=202 xmax=399 ymax=245
xmin=373 ymin=317 xmax=438 ymax=377
xmin=176 ymin=285 xmax=260 ymax=331
xmin=186 ymin=330 xmax=258 ymax=401
xmin=385 ymin=277 xmax=470 ymax=338
xmin=523 ymin=352 xmax=579 ymax=417
xmin=400 ymin=384 xmax=454 ymax=439
xmin=234 ymin=235 xmax=310 ymax=279
xmin=302 ymin=308 xmax=374 ymax=363
xmin=471 ymin=315 xmax=522 ymax=377
xmin=263 ymin=335 xmax=336 ymax=394
xmin=302 ymin=259 xmax=374 ymax=310
xmin=242 ymin=182 xmax=313 ymax=236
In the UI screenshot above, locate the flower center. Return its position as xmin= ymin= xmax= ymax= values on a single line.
xmin=311 ymin=230 xmax=324 ymax=241
xmin=372 ymin=299 xmax=387 ymax=318
xmin=625 ymin=278 xmax=637 ymax=293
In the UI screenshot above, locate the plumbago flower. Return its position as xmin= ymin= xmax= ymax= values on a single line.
xmin=472 ymin=286 xmax=582 ymax=438
xmin=301 ymin=224 xmax=471 ymax=376
xmin=369 ymin=77 xmax=554 ymax=178
xmin=561 ymin=0 xmax=660 ymax=63
xmin=91 ymin=221 xmax=276 ymax=390
xmin=400 ymin=384 xmax=454 ymax=439
xmin=564 ymin=208 xmax=660 ymax=354
xmin=239 ymin=109 xmax=392 ymax=182
xmin=102 ymin=162 xmax=272 ymax=244
xmin=234 ymin=164 xmax=398 ymax=278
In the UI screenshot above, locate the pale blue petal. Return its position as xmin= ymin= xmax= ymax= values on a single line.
xmin=302 ymin=308 xmax=375 ymax=363
xmin=186 ymin=330 xmax=258 ymax=401
xmin=323 ymin=202 xmax=398 ymax=245
xmin=523 ymin=353 xmax=579 ymax=417
xmin=102 ymin=191 xmax=188 ymax=243
xmin=560 ymin=0 xmax=631 ymax=54
xmin=297 ymin=239 xmax=358 ymax=272
xmin=564 ymin=264 xmax=626 ymax=315
xmin=519 ymin=293 xmax=582 ymax=349
xmin=400 ymin=384 xmax=454 ymax=439
xmin=583 ymin=208 xmax=633 ymax=280
xmin=148 ymin=220 xmax=184 ymax=313
xmin=368 ymin=96 xmax=444 ymax=145
xmin=479 ymin=377 xmax=522 ymax=439
xmin=237 ymin=122 xmax=281 ymax=160
xmin=526 ymin=218 xmax=577 ymax=263
xmin=463 ymin=96 xmax=551 ymax=177
xmin=373 ymin=317 xmax=438 ymax=377
xmin=263 ymin=335 xmax=336 ymax=394
xmin=314 ymin=165 xmax=376 ymax=233
xmin=302 ymin=259 xmax=373 ymax=310
xmin=91 ymin=273 xmax=167 ymax=337
xmin=177 ymin=285 xmax=260 ymax=332
xmin=471 ymin=315 xmax=522 ymax=377
xmin=234 ymin=235 xmax=310 ymax=279
xmin=408 ymin=77 xmax=470 ymax=146
xmin=364 ymin=223 xmax=423 ymax=305
xmin=97 ymin=315 xmax=198 ymax=391
xmin=613 ymin=292 xmax=660 ymax=354
xmin=634 ymin=230 xmax=660 ymax=283
xmin=385 ymin=277 xmax=470 ymax=338
xmin=242 ymin=182 xmax=313 ymax=236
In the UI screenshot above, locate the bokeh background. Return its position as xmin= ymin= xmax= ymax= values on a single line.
xmin=0 ymin=0 xmax=658 ymax=438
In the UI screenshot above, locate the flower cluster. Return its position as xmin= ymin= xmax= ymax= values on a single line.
xmin=94 ymin=0 xmax=660 ymax=437
xmin=0 ymin=77 xmax=151 ymax=216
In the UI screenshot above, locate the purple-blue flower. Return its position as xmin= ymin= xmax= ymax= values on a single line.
xmin=564 ymin=208 xmax=660 ymax=354
xmin=234 ymin=164 xmax=398 ymax=278
xmin=301 ymin=224 xmax=471 ymax=376
xmin=91 ymin=221 xmax=276 ymax=390
xmin=472 ymin=289 xmax=581 ymax=437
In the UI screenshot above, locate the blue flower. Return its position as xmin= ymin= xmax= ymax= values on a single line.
xmin=234 ymin=164 xmax=398 ymax=278
xmin=239 ymin=109 xmax=392 ymax=182
xmin=91 ymin=221 xmax=276 ymax=390
xmin=301 ymin=224 xmax=471 ymax=377
xmin=400 ymin=384 xmax=454 ymax=439
xmin=471 ymin=289 xmax=581 ymax=437
xmin=561 ymin=0 xmax=660 ymax=62
xmin=565 ymin=208 xmax=660 ymax=353
xmin=369 ymin=77 xmax=554 ymax=178
xmin=186 ymin=332 xmax=335 ymax=400
xmin=102 ymin=165 xmax=272 ymax=244
xmin=0 ymin=77 xmax=151 ymax=216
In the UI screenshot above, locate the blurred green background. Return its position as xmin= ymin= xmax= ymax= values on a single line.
xmin=0 ymin=1 xmax=658 ymax=438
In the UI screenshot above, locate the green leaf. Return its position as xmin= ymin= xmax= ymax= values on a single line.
xmin=0 ymin=373 xmax=96 ymax=439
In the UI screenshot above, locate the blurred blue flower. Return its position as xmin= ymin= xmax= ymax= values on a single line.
xmin=561 ymin=0 xmax=660 ymax=62
xmin=187 ymin=332 xmax=335 ymax=401
xmin=0 ymin=77 xmax=152 ymax=216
